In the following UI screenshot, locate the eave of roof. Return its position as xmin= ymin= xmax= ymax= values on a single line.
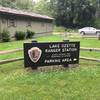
xmin=0 ymin=6 xmax=54 ymax=20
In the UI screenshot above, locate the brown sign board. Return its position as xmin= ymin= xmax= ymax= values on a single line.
xmin=24 ymin=41 xmax=80 ymax=69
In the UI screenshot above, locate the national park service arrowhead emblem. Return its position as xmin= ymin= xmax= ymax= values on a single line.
xmin=28 ymin=47 xmax=42 ymax=63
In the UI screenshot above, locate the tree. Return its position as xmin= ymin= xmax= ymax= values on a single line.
xmin=33 ymin=0 xmax=52 ymax=16
xmin=0 ymin=0 xmax=99 ymax=28
xmin=49 ymin=0 xmax=96 ymax=28
xmin=15 ymin=0 xmax=34 ymax=10
xmin=0 ymin=0 xmax=15 ymax=8
xmin=0 ymin=0 xmax=34 ymax=11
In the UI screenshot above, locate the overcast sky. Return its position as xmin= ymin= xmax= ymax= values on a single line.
xmin=32 ymin=0 xmax=40 ymax=2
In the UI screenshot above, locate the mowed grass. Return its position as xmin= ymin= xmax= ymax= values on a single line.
xmin=0 ymin=35 xmax=64 ymax=60
xmin=0 ymin=35 xmax=64 ymax=51
xmin=0 ymin=34 xmax=100 ymax=51
xmin=0 ymin=34 xmax=100 ymax=99
xmin=0 ymin=34 xmax=100 ymax=60
xmin=0 ymin=60 xmax=100 ymax=100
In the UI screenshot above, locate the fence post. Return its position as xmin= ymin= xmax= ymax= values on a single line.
xmin=63 ymin=40 xmax=69 ymax=68
xmin=98 ymin=33 xmax=100 ymax=40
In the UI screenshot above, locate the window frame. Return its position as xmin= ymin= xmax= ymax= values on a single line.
xmin=8 ymin=18 xmax=16 ymax=27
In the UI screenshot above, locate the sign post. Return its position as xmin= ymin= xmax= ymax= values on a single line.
xmin=24 ymin=41 xmax=80 ymax=69
xmin=63 ymin=40 xmax=69 ymax=67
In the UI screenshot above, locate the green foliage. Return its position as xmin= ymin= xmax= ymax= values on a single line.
xmin=15 ymin=0 xmax=34 ymax=10
xmin=50 ymin=0 xmax=96 ymax=28
xmin=15 ymin=31 xmax=26 ymax=40
xmin=0 ymin=34 xmax=100 ymax=60
xmin=65 ymin=28 xmax=78 ymax=33
xmin=0 ymin=0 xmax=34 ymax=10
xmin=33 ymin=0 xmax=52 ymax=16
xmin=54 ymin=26 xmax=77 ymax=32
xmin=95 ymin=18 xmax=100 ymax=28
xmin=54 ymin=26 xmax=66 ymax=32
xmin=0 ymin=0 xmax=100 ymax=30
xmin=0 ymin=0 xmax=15 ymax=8
xmin=26 ymin=30 xmax=35 ymax=39
xmin=0 ymin=30 xmax=10 ymax=42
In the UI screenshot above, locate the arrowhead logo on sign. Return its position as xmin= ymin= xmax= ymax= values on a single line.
xmin=28 ymin=47 xmax=42 ymax=63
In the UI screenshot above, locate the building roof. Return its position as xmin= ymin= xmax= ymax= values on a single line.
xmin=0 ymin=6 xmax=54 ymax=20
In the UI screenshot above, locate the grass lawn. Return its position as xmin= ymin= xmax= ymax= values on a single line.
xmin=0 ymin=34 xmax=100 ymax=60
xmin=0 ymin=34 xmax=100 ymax=100
xmin=0 ymin=34 xmax=100 ymax=51
xmin=0 ymin=60 xmax=100 ymax=100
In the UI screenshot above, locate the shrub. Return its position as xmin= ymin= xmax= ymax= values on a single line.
xmin=54 ymin=26 xmax=78 ymax=33
xmin=54 ymin=26 xmax=66 ymax=32
xmin=1 ymin=30 xmax=10 ymax=42
xmin=26 ymin=30 xmax=35 ymax=38
xmin=15 ymin=31 xmax=26 ymax=40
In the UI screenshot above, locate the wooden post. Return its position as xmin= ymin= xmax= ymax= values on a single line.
xmin=63 ymin=40 xmax=69 ymax=68
xmin=98 ymin=33 xmax=100 ymax=40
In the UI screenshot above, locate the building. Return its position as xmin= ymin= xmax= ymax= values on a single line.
xmin=0 ymin=6 xmax=54 ymax=37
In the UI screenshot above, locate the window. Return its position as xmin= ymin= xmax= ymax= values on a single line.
xmin=8 ymin=19 xmax=16 ymax=27
xmin=26 ymin=21 xmax=32 ymax=27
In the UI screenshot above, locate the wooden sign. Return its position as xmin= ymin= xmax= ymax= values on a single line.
xmin=24 ymin=41 xmax=80 ymax=69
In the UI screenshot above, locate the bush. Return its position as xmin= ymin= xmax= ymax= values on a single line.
xmin=26 ymin=30 xmax=35 ymax=38
xmin=1 ymin=30 xmax=10 ymax=42
xmin=15 ymin=31 xmax=26 ymax=40
xmin=54 ymin=26 xmax=66 ymax=32
xmin=54 ymin=26 xmax=78 ymax=33
xmin=65 ymin=28 xmax=78 ymax=33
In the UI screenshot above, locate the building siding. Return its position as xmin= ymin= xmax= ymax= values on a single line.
xmin=0 ymin=14 xmax=54 ymax=37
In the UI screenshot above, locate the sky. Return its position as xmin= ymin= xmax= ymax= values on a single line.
xmin=32 ymin=0 xmax=40 ymax=2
